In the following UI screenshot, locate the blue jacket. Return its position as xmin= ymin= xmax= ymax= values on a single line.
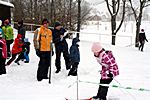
xmin=70 ymin=38 xmax=80 ymax=63
xmin=0 ymin=28 xmax=2 ymax=36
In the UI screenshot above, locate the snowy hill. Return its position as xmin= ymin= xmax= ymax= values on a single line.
xmin=0 ymin=30 xmax=150 ymax=100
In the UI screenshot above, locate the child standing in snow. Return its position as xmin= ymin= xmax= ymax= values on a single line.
xmin=6 ymin=34 xmax=23 ymax=66
xmin=91 ymin=42 xmax=119 ymax=100
xmin=23 ymin=38 xmax=30 ymax=63
xmin=68 ymin=38 xmax=80 ymax=76
xmin=0 ymin=28 xmax=7 ymax=75
xmin=14 ymin=38 xmax=31 ymax=64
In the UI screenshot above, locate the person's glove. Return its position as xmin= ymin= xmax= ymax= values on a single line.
xmin=36 ymin=49 xmax=40 ymax=57
xmin=51 ymin=50 xmax=54 ymax=56
xmin=60 ymin=37 xmax=63 ymax=41
xmin=60 ymin=35 xmax=64 ymax=41
xmin=107 ymin=72 xmax=113 ymax=78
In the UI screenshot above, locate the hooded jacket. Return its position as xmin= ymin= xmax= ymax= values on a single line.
xmin=70 ymin=38 xmax=80 ymax=63
xmin=12 ymin=34 xmax=23 ymax=54
xmin=0 ymin=39 xmax=7 ymax=58
xmin=96 ymin=50 xmax=119 ymax=79
xmin=2 ymin=25 xmax=14 ymax=40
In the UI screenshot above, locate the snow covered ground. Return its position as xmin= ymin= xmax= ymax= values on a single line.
xmin=0 ymin=26 xmax=150 ymax=100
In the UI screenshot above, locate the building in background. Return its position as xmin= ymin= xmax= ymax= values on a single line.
xmin=0 ymin=0 xmax=14 ymax=25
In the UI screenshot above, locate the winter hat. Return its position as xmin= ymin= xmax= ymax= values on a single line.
xmin=42 ymin=19 xmax=49 ymax=25
xmin=72 ymin=37 xmax=80 ymax=45
xmin=0 ymin=20 xmax=2 ymax=26
xmin=4 ymin=19 xmax=9 ymax=24
xmin=54 ymin=22 xmax=61 ymax=27
xmin=141 ymin=29 xmax=144 ymax=32
xmin=91 ymin=42 xmax=103 ymax=53
xmin=24 ymin=38 xmax=29 ymax=42
xmin=18 ymin=20 xmax=23 ymax=26
xmin=17 ymin=34 xmax=22 ymax=38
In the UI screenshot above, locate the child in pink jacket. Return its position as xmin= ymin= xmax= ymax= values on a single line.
xmin=91 ymin=42 xmax=119 ymax=100
xmin=0 ymin=32 xmax=7 ymax=75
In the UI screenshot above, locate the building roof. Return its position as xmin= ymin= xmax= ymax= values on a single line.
xmin=0 ymin=0 xmax=14 ymax=8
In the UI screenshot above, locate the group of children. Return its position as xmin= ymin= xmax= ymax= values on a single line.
xmin=6 ymin=34 xmax=30 ymax=66
xmin=0 ymin=31 xmax=30 ymax=75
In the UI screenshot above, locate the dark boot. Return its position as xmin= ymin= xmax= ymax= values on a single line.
xmin=55 ymin=69 xmax=61 ymax=73
xmin=92 ymin=95 xmax=100 ymax=99
xmin=68 ymin=66 xmax=77 ymax=76
xmin=15 ymin=61 xmax=20 ymax=65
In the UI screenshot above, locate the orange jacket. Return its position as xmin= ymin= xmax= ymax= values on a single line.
xmin=37 ymin=26 xmax=52 ymax=51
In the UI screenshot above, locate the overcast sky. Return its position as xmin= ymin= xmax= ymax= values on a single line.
xmin=85 ymin=0 xmax=150 ymax=14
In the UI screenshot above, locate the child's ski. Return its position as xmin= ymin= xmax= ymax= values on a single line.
xmin=65 ymin=97 xmax=92 ymax=100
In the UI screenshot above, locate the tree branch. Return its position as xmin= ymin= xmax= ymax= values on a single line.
xmin=128 ymin=0 xmax=138 ymax=22
xmin=115 ymin=0 xmax=120 ymax=16
xmin=115 ymin=0 xmax=126 ymax=33
xmin=105 ymin=0 xmax=113 ymax=16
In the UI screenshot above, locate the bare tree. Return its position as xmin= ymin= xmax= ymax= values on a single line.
xmin=128 ymin=0 xmax=150 ymax=47
xmin=105 ymin=0 xmax=126 ymax=45
xmin=10 ymin=0 xmax=91 ymax=30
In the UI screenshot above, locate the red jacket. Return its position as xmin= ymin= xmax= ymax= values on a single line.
xmin=96 ymin=50 xmax=119 ymax=79
xmin=0 ymin=39 xmax=7 ymax=58
xmin=12 ymin=34 xmax=23 ymax=54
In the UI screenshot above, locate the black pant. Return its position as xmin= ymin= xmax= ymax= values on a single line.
xmin=15 ymin=52 xmax=24 ymax=62
xmin=37 ymin=51 xmax=51 ymax=81
xmin=6 ymin=54 xmax=18 ymax=65
xmin=139 ymin=41 xmax=145 ymax=51
xmin=97 ymin=78 xmax=113 ymax=100
xmin=6 ymin=40 xmax=13 ymax=57
xmin=0 ymin=58 xmax=6 ymax=74
xmin=55 ymin=48 xmax=70 ymax=70
xmin=68 ymin=62 xmax=79 ymax=75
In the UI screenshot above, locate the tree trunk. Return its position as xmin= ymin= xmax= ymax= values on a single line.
xmin=111 ymin=15 xmax=116 ymax=45
xmin=135 ymin=3 xmax=143 ymax=47
xmin=77 ymin=0 xmax=81 ymax=38
xmin=69 ymin=0 xmax=73 ymax=30
xmin=135 ymin=21 xmax=140 ymax=47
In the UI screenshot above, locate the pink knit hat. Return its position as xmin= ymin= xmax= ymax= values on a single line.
xmin=91 ymin=42 xmax=102 ymax=53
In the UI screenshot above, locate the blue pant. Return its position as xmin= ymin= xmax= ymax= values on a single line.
xmin=24 ymin=52 xmax=29 ymax=62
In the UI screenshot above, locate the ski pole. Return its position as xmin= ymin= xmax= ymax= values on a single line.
xmin=49 ymin=42 xmax=53 ymax=84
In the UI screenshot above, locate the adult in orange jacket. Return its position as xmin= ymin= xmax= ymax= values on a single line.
xmin=36 ymin=19 xmax=52 ymax=81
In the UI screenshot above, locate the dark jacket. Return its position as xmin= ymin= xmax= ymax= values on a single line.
xmin=52 ymin=28 xmax=68 ymax=51
xmin=23 ymin=42 xmax=30 ymax=54
xmin=70 ymin=38 xmax=80 ymax=63
xmin=18 ymin=26 xmax=26 ymax=42
xmin=139 ymin=32 xmax=148 ymax=42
